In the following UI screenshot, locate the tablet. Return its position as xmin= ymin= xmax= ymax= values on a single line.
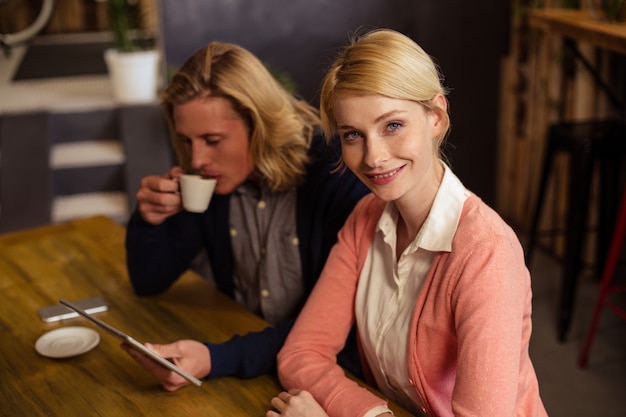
xmin=59 ymin=298 xmax=202 ymax=387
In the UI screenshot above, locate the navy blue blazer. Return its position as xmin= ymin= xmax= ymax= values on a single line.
xmin=125 ymin=134 xmax=369 ymax=379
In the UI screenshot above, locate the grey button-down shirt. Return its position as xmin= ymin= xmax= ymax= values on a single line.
xmin=229 ymin=180 xmax=303 ymax=325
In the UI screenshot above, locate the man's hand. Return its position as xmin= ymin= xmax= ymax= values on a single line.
xmin=136 ymin=167 xmax=184 ymax=225
xmin=121 ymin=339 xmax=212 ymax=391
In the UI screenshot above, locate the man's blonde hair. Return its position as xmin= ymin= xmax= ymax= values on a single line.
xmin=161 ymin=42 xmax=321 ymax=191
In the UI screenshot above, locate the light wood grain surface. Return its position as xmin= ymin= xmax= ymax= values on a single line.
xmin=528 ymin=8 xmax=626 ymax=55
xmin=0 ymin=216 xmax=412 ymax=416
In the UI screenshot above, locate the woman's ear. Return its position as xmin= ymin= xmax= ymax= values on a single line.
xmin=434 ymin=93 xmax=447 ymax=112
xmin=430 ymin=94 xmax=448 ymax=134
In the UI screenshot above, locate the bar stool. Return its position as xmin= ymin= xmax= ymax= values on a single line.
xmin=578 ymin=185 xmax=626 ymax=368
xmin=525 ymin=120 xmax=626 ymax=342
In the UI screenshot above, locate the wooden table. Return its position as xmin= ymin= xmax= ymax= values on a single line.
xmin=527 ymin=8 xmax=626 ymax=55
xmin=528 ymin=7 xmax=626 ymax=112
xmin=0 ymin=216 xmax=411 ymax=416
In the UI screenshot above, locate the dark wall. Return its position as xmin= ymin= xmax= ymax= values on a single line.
xmin=159 ymin=0 xmax=509 ymax=206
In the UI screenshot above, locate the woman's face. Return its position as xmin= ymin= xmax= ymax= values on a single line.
xmin=173 ymin=96 xmax=255 ymax=195
xmin=333 ymin=92 xmax=445 ymax=205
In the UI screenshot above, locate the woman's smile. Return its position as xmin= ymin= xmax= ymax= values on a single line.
xmin=366 ymin=166 xmax=405 ymax=185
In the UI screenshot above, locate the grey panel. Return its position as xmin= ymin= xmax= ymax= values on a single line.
xmin=49 ymin=109 xmax=118 ymax=144
xmin=0 ymin=112 xmax=52 ymax=232
xmin=119 ymin=104 xmax=174 ymax=212
xmin=53 ymin=165 xmax=125 ymax=196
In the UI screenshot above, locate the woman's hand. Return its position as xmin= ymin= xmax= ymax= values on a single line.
xmin=266 ymin=389 xmax=329 ymax=417
xmin=136 ymin=167 xmax=184 ymax=225
xmin=121 ymin=339 xmax=211 ymax=391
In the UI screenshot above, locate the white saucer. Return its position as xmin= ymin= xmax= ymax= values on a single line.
xmin=35 ymin=326 xmax=100 ymax=358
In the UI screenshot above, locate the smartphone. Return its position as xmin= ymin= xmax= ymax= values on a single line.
xmin=39 ymin=296 xmax=109 ymax=323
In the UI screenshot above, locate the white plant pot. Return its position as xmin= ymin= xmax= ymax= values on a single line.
xmin=104 ymin=49 xmax=160 ymax=104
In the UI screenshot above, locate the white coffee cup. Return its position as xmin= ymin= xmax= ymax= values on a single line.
xmin=179 ymin=175 xmax=217 ymax=213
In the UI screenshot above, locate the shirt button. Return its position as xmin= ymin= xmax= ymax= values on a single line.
xmin=230 ymin=228 xmax=238 ymax=237
xmin=257 ymin=200 xmax=266 ymax=209
xmin=261 ymin=289 xmax=270 ymax=298
xmin=291 ymin=237 xmax=299 ymax=246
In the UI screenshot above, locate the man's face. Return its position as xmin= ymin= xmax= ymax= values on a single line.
xmin=173 ymin=96 xmax=255 ymax=195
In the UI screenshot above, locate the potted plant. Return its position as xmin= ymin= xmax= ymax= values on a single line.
xmin=104 ymin=0 xmax=160 ymax=104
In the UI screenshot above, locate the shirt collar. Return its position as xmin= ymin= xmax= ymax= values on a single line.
xmin=377 ymin=161 xmax=470 ymax=253
xmin=235 ymin=179 xmax=266 ymax=198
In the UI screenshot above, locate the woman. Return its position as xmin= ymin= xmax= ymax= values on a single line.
xmin=268 ymin=29 xmax=548 ymax=417
xmin=124 ymin=41 xmax=368 ymax=390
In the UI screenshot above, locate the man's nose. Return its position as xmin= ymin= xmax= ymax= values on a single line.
xmin=190 ymin=142 xmax=212 ymax=169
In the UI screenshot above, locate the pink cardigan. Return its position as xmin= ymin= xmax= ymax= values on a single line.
xmin=277 ymin=194 xmax=548 ymax=417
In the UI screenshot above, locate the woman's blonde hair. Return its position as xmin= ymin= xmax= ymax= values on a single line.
xmin=161 ymin=42 xmax=321 ymax=191
xmin=320 ymin=28 xmax=450 ymax=155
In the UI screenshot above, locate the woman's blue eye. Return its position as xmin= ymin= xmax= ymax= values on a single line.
xmin=388 ymin=122 xmax=401 ymax=131
xmin=343 ymin=131 xmax=361 ymax=141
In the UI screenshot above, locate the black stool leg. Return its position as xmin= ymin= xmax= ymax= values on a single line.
xmin=558 ymin=141 xmax=594 ymax=342
xmin=526 ymin=138 xmax=556 ymax=266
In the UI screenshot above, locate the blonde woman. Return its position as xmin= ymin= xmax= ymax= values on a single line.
xmin=269 ymin=29 xmax=548 ymax=417
xmin=124 ymin=41 xmax=368 ymax=390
